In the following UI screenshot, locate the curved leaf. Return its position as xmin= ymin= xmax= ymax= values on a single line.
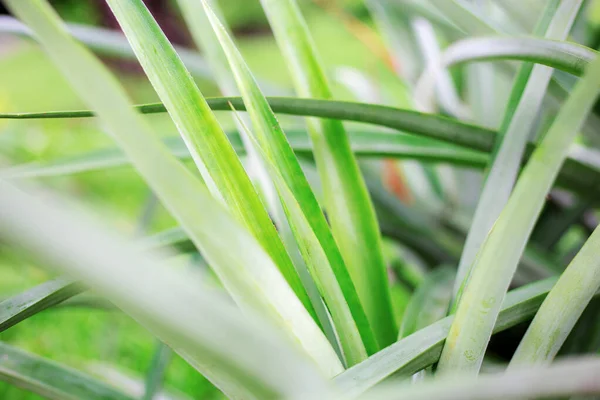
xmin=259 ymin=0 xmax=397 ymax=348
xmin=363 ymin=357 xmax=600 ymax=400
xmin=438 ymin=38 xmax=600 ymax=375
xmin=104 ymin=0 xmax=315 ymax=319
xmin=510 ymin=224 xmax=600 ymax=365
xmin=0 ymin=278 xmax=84 ymax=333
xmin=334 ymin=278 xmax=560 ymax=398
xmin=1 ymin=97 xmax=598 ymax=199
xmin=0 ymin=342 xmax=133 ymax=400
xmin=198 ymin=0 xmax=378 ymax=365
xmin=4 ymin=0 xmax=337 ymax=387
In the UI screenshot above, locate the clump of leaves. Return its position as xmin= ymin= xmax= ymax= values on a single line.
xmin=1 ymin=0 xmax=600 ymax=399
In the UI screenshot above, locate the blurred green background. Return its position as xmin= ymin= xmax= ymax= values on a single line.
xmin=0 ymin=1 xmax=409 ymax=398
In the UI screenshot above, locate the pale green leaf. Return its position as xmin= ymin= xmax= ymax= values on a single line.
xmin=438 ymin=32 xmax=600 ymax=375
xmin=104 ymin=0 xmax=314 ymax=316
xmin=4 ymin=0 xmax=338 ymax=385
xmin=0 ymin=341 xmax=133 ymax=400
xmin=259 ymin=0 xmax=397 ymax=348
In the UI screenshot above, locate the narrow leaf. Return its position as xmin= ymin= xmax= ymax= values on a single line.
xmin=438 ymin=32 xmax=600 ymax=375
xmin=363 ymin=357 xmax=600 ymax=400
xmin=259 ymin=0 xmax=397 ymax=348
xmin=510 ymin=224 xmax=600 ymax=365
xmin=198 ymin=0 xmax=377 ymax=365
xmin=104 ymin=0 xmax=314 ymax=317
xmin=0 ymin=278 xmax=83 ymax=332
xmin=0 ymin=178 xmax=331 ymax=399
xmin=174 ymin=0 xmax=336 ymax=353
xmin=452 ymin=0 xmax=581 ymax=298
xmin=334 ymin=277 xmax=560 ymax=398
xmin=5 ymin=0 xmax=338 ymax=384
xmin=1 ymin=98 xmax=598 ymax=199
xmin=0 ymin=341 xmax=133 ymax=400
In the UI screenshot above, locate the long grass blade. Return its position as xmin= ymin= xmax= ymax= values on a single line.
xmin=0 ymin=15 xmax=284 ymax=93
xmin=510 ymin=224 xmax=600 ymax=365
xmin=437 ymin=31 xmax=600 ymax=376
xmin=430 ymin=0 xmax=500 ymax=35
xmin=0 ymin=178 xmax=331 ymax=399
xmin=174 ymin=0 xmax=337 ymax=354
xmin=363 ymin=357 xmax=600 ymax=400
xmin=4 ymin=0 xmax=339 ymax=383
xmin=197 ymin=0 xmax=382 ymax=364
xmin=334 ymin=277 xmax=562 ymax=397
xmin=260 ymin=0 xmax=402 ymax=348
xmin=415 ymin=36 xmax=596 ymax=108
xmin=0 ymin=278 xmax=83 ymax=332
xmin=0 ymin=16 xmax=217 ymax=78
xmin=104 ymin=0 xmax=315 ymax=321
xmin=0 ymin=341 xmax=134 ymax=400
xmin=399 ymin=267 xmax=454 ymax=339
xmin=0 ymin=131 xmax=489 ymax=180
xmin=2 ymin=97 xmax=598 ymax=200
xmin=451 ymin=0 xmax=581 ymax=300
xmin=432 ymin=36 xmax=594 ymax=77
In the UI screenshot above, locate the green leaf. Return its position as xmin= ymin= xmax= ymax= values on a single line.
xmin=510 ymin=224 xmax=600 ymax=365
xmin=1 ymin=98 xmax=598 ymax=199
xmin=196 ymin=0 xmax=381 ymax=365
xmin=0 ymin=131 xmax=488 ymax=180
xmin=174 ymin=0 xmax=338 ymax=354
xmin=399 ymin=267 xmax=454 ymax=339
xmin=0 ymin=15 xmax=216 ymax=79
xmin=451 ymin=0 xmax=581 ymax=300
xmin=0 ymin=341 xmax=134 ymax=400
xmin=0 ymin=15 xmax=283 ymax=93
xmin=0 ymin=178 xmax=331 ymax=399
xmin=333 ymin=277 xmax=560 ymax=398
xmin=434 ymin=36 xmax=594 ymax=77
xmin=0 ymin=278 xmax=84 ymax=333
xmin=4 ymin=0 xmax=339 ymax=385
xmin=259 ymin=0 xmax=396 ymax=348
xmin=429 ymin=0 xmax=501 ymax=35
xmin=438 ymin=33 xmax=600 ymax=375
xmin=363 ymin=357 xmax=600 ymax=400
xmin=142 ymin=342 xmax=172 ymax=400
xmin=104 ymin=0 xmax=315 ymax=322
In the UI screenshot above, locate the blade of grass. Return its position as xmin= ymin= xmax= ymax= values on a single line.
xmin=0 ymin=131 xmax=488 ymax=179
xmin=0 ymin=15 xmax=284 ymax=94
xmin=0 ymin=278 xmax=84 ymax=332
xmin=5 ymin=0 xmax=341 ymax=382
xmin=429 ymin=0 xmax=501 ymax=35
xmin=2 ymin=98 xmax=600 ymax=199
xmin=509 ymin=224 xmax=600 ymax=365
xmin=399 ymin=266 xmax=454 ymax=380
xmin=0 ymin=15 xmax=218 ymax=78
xmin=451 ymin=0 xmax=580 ymax=299
xmin=0 ymin=341 xmax=134 ymax=400
xmin=175 ymin=0 xmax=338 ymax=354
xmin=0 ymin=178 xmax=332 ymax=399
xmin=333 ymin=277 xmax=562 ymax=397
xmin=432 ymin=36 xmax=594 ymax=77
xmin=363 ymin=357 xmax=600 ymax=400
xmin=259 ymin=0 xmax=396 ymax=348
xmin=142 ymin=342 xmax=172 ymax=400
xmin=438 ymin=30 xmax=600 ymax=376
xmin=104 ymin=0 xmax=315 ymax=321
xmin=415 ymin=36 xmax=596 ymax=109
xmin=399 ymin=267 xmax=454 ymax=339
xmin=197 ymin=0 xmax=381 ymax=364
